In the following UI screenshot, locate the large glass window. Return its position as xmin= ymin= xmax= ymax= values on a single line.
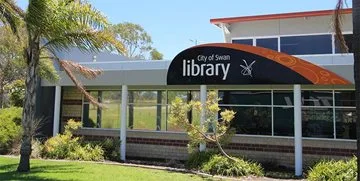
xmin=256 ymin=38 xmax=278 ymax=51
xmin=335 ymin=34 xmax=353 ymax=53
xmin=166 ymin=91 xmax=200 ymax=131
xmin=334 ymin=90 xmax=356 ymax=139
xmin=82 ymin=91 xmax=121 ymax=129
xmin=219 ymin=90 xmax=272 ymax=135
xmin=274 ymin=107 xmax=294 ymax=136
xmin=302 ymin=107 xmax=333 ymax=138
xmin=232 ymin=39 xmax=253 ymax=46
xmin=128 ymin=91 xmax=166 ymax=131
xmin=280 ymin=35 xmax=332 ymax=55
xmin=273 ymin=91 xmax=294 ymax=136
xmin=221 ymin=106 xmax=271 ymax=135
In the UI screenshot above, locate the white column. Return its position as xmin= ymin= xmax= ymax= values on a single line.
xmin=120 ymin=85 xmax=128 ymax=161
xmin=200 ymin=85 xmax=207 ymax=151
xmin=53 ymin=86 xmax=61 ymax=136
xmin=294 ymin=84 xmax=302 ymax=176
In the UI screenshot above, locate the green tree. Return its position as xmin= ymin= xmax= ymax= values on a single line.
xmin=170 ymin=91 xmax=237 ymax=161
xmin=150 ymin=48 xmax=163 ymax=60
xmin=334 ymin=1 xmax=359 ymax=179
xmin=0 ymin=24 xmax=58 ymax=108
xmin=111 ymin=22 xmax=153 ymax=59
xmin=0 ymin=0 xmax=125 ymax=172
xmin=0 ymin=25 xmax=25 ymax=107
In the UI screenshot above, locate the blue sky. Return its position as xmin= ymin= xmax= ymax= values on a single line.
xmin=17 ymin=0 xmax=351 ymax=60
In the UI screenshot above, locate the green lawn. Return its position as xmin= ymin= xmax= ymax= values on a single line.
xmin=0 ymin=156 xmax=206 ymax=181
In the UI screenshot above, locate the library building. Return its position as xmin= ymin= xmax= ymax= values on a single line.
xmin=37 ymin=8 xmax=355 ymax=172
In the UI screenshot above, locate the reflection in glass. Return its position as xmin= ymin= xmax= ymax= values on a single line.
xmin=222 ymin=106 xmax=271 ymax=135
xmin=335 ymin=108 xmax=356 ymax=139
xmin=302 ymin=91 xmax=333 ymax=107
xmin=280 ymin=35 xmax=332 ymax=55
xmin=302 ymin=107 xmax=333 ymax=138
xmin=273 ymin=107 xmax=294 ymax=136
xmin=334 ymin=91 xmax=355 ymax=107
xmin=273 ymin=91 xmax=293 ymax=106
xmin=256 ymin=38 xmax=278 ymax=51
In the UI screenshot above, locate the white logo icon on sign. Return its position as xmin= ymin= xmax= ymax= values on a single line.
xmin=240 ymin=59 xmax=256 ymax=77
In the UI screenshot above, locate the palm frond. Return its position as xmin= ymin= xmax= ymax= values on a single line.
xmin=333 ymin=0 xmax=348 ymax=53
xmin=0 ymin=0 xmax=23 ymax=34
xmin=59 ymin=60 xmax=103 ymax=107
xmin=59 ymin=60 xmax=101 ymax=79
xmin=42 ymin=29 xmax=126 ymax=54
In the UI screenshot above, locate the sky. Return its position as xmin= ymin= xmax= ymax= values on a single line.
xmin=17 ymin=0 xmax=352 ymax=60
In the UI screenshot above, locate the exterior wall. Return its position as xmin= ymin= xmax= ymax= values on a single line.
xmin=61 ymin=87 xmax=82 ymax=132
xmin=75 ymin=129 xmax=356 ymax=168
xmin=225 ymin=14 xmax=353 ymax=41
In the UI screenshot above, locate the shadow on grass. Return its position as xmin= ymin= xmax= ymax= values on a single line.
xmin=0 ymin=162 xmax=84 ymax=181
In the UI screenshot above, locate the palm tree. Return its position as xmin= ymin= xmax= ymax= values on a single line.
xmin=1 ymin=0 xmax=125 ymax=172
xmin=334 ymin=0 xmax=360 ymax=179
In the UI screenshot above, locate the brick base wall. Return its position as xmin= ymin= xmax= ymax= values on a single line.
xmin=75 ymin=129 xmax=356 ymax=168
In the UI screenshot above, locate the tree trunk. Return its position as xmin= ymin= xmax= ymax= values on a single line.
xmin=353 ymin=0 xmax=360 ymax=180
xmin=17 ymin=42 xmax=40 ymax=172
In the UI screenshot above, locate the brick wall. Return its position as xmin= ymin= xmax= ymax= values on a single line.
xmin=61 ymin=87 xmax=82 ymax=131
xmin=75 ymin=129 xmax=356 ymax=168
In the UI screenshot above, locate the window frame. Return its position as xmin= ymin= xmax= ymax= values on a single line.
xmin=231 ymin=32 xmax=354 ymax=56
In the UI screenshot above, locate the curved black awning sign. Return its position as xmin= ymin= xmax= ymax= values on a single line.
xmin=167 ymin=43 xmax=350 ymax=85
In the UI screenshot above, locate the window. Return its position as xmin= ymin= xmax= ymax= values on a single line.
xmin=82 ymin=91 xmax=121 ymax=129
xmin=335 ymin=34 xmax=353 ymax=53
xmin=280 ymin=35 xmax=332 ymax=55
xmin=335 ymin=91 xmax=356 ymax=139
xmin=219 ymin=90 xmax=272 ymax=135
xmin=256 ymin=38 xmax=278 ymax=51
xmin=273 ymin=107 xmax=294 ymax=136
xmin=167 ymin=91 xmax=199 ymax=131
xmin=273 ymin=91 xmax=293 ymax=106
xmin=232 ymin=39 xmax=253 ymax=46
xmin=302 ymin=107 xmax=333 ymax=138
xmin=302 ymin=91 xmax=333 ymax=107
xmin=128 ymin=91 xmax=166 ymax=131
xmin=221 ymin=106 xmax=272 ymax=135
xmin=335 ymin=91 xmax=355 ymax=107
xmin=273 ymin=91 xmax=294 ymax=136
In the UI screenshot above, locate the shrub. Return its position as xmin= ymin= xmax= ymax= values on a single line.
xmin=186 ymin=150 xmax=217 ymax=169
xmin=101 ymin=137 xmax=121 ymax=161
xmin=43 ymin=119 xmax=104 ymax=161
xmin=31 ymin=139 xmax=43 ymax=158
xmin=0 ymin=107 xmax=22 ymax=154
xmin=201 ymin=155 xmax=264 ymax=177
xmin=68 ymin=144 xmax=104 ymax=161
xmin=308 ymin=157 xmax=357 ymax=181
